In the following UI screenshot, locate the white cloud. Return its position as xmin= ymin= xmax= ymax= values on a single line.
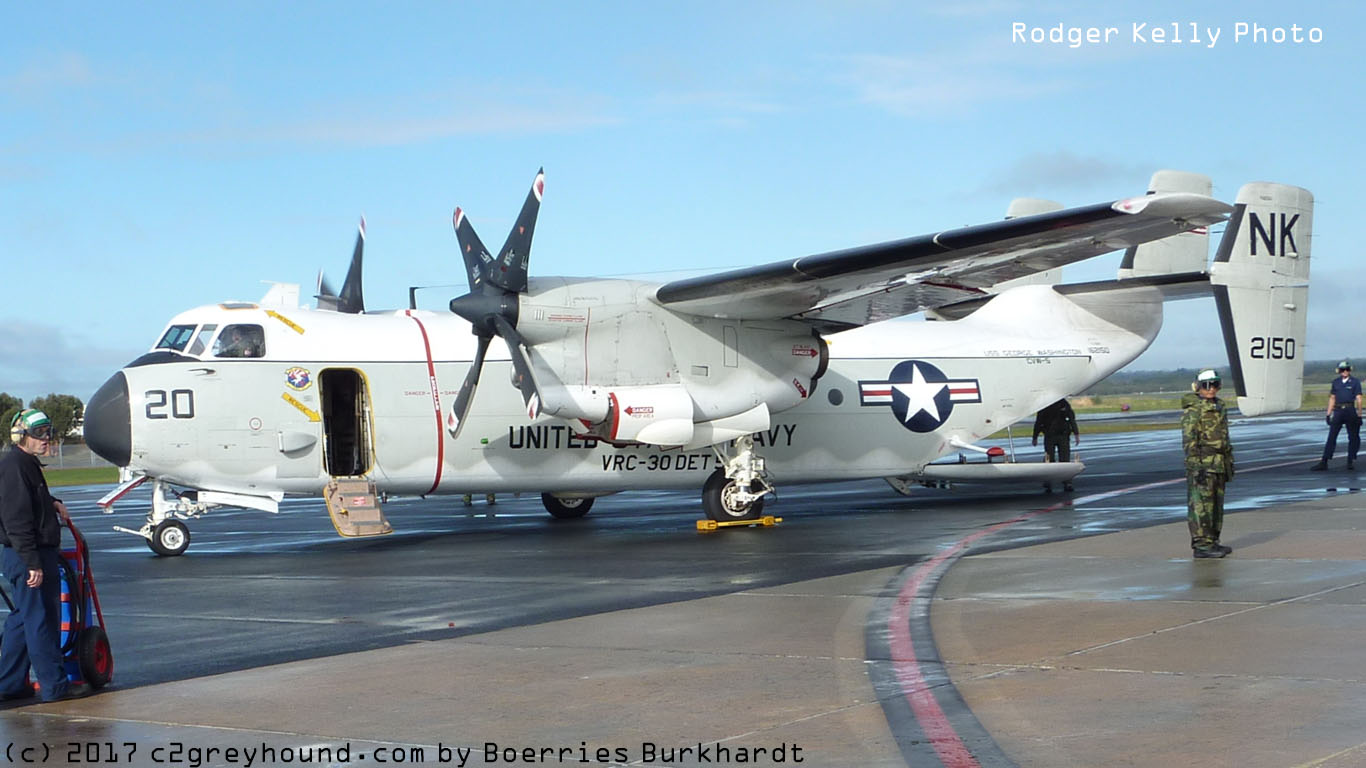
xmin=833 ymin=51 xmax=1073 ymax=116
xmin=0 ymin=320 xmax=139 ymax=402
xmin=979 ymin=150 xmax=1151 ymax=196
xmin=249 ymin=107 xmax=619 ymax=148
xmin=0 ymin=51 xmax=95 ymax=94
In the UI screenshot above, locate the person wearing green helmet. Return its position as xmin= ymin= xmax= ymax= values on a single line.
xmin=0 ymin=409 xmax=87 ymax=701
xmin=1181 ymin=369 xmax=1235 ymax=559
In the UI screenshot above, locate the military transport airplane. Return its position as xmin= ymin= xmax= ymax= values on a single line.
xmin=82 ymin=170 xmax=1312 ymax=555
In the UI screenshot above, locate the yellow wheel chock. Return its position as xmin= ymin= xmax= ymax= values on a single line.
xmin=696 ymin=515 xmax=783 ymax=532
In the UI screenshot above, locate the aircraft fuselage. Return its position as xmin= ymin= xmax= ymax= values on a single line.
xmin=85 ymin=283 xmax=1164 ymax=500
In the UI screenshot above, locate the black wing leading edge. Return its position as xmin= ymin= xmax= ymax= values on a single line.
xmin=653 ymin=193 xmax=1232 ymax=332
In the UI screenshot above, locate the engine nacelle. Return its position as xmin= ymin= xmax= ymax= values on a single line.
xmin=683 ymin=326 xmax=828 ymax=421
xmin=685 ymin=403 xmax=771 ymax=450
xmin=511 ymin=277 xmax=830 ymax=447
xmin=603 ymin=385 xmax=694 ymax=446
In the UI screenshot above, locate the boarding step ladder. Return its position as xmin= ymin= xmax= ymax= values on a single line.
xmin=323 ymin=477 xmax=393 ymax=538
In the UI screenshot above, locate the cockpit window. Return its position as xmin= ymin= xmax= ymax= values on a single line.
xmin=187 ymin=324 xmax=218 ymax=356
xmin=213 ymin=324 xmax=266 ymax=358
xmin=155 ymin=324 xmax=197 ymax=352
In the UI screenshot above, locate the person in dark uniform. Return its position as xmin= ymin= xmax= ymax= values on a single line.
xmin=1033 ymin=398 xmax=1080 ymax=492
xmin=1311 ymin=361 xmax=1362 ymax=471
xmin=0 ymin=409 xmax=87 ymax=702
xmin=1182 ymin=369 xmax=1234 ymax=558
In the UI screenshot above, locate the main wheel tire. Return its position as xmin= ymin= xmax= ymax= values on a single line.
xmin=148 ymin=519 xmax=190 ymax=557
xmin=542 ymin=493 xmax=594 ymax=519
xmin=76 ymin=627 xmax=113 ymax=688
xmin=702 ymin=468 xmax=765 ymax=522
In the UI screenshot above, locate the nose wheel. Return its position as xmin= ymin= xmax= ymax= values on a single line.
xmin=148 ymin=519 xmax=191 ymax=557
xmin=110 ymin=479 xmax=207 ymax=556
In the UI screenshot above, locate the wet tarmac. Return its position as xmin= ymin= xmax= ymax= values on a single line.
xmin=0 ymin=410 xmax=1357 ymax=766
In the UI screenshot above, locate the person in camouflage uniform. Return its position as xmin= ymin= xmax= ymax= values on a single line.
xmin=1033 ymin=398 xmax=1080 ymax=492
xmin=1182 ymin=368 xmax=1234 ymax=558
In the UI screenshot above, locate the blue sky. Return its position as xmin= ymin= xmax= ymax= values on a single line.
xmin=2 ymin=1 xmax=1360 ymax=403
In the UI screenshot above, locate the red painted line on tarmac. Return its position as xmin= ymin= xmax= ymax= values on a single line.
xmin=886 ymin=456 xmax=1309 ymax=766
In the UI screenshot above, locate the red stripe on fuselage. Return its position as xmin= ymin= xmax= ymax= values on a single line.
xmin=406 ymin=311 xmax=444 ymax=495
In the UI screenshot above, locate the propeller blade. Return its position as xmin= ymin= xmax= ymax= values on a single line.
xmin=448 ymin=170 xmax=546 ymax=422
xmin=487 ymin=168 xmax=544 ymax=294
xmin=491 ymin=314 xmax=541 ymax=420
xmin=446 ymin=334 xmax=492 ymax=440
xmin=316 ymin=269 xmax=337 ymax=299
xmin=336 ymin=216 xmax=365 ymax=314
xmin=315 ymin=269 xmax=340 ymax=310
xmin=453 ymin=207 xmax=493 ymax=292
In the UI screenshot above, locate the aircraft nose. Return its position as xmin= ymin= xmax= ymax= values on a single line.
xmin=86 ymin=371 xmax=131 ymax=467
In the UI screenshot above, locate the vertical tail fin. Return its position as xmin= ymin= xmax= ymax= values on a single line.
xmin=1210 ymin=183 xmax=1314 ymax=416
xmin=1118 ymin=170 xmax=1213 ymax=279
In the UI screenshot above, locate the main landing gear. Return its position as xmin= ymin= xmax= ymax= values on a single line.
xmin=701 ymin=435 xmax=774 ymax=523
xmin=541 ymin=493 xmax=595 ymax=519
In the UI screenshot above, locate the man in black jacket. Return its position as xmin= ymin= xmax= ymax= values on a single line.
xmin=1033 ymin=398 xmax=1081 ymax=492
xmin=0 ymin=409 xmax=85 ymax=702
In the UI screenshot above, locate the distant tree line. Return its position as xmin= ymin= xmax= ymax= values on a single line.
xmin=1082 ymin=359 xmax=1359 ymax=396
xmin=1 ymin=392 xmax=84 ymax=447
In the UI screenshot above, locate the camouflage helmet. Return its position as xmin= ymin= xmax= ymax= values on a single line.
xmin=1338 ymin=360 xmax=1352 ymax=372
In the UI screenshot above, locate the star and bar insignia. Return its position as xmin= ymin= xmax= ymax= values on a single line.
xmin=859 ymin=360 xmax=981 ymax=433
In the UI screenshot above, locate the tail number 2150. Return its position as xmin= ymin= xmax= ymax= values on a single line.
xmin=1250 ymin=336 xmax=1296 ymax=360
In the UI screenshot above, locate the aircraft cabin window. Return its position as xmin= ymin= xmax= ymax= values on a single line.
xmin=154 ymin=324 xmax=197 ymax=352
xmin=213 ymin=324 xmax=266 ymax=358
xmin=187 ymin=324 xmax=218 ymax=356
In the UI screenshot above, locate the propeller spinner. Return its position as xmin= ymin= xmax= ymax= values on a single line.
xmin=446 ymin=169 xmax=546 ymax=439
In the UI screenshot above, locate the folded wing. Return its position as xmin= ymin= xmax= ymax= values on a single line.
xmin=654 ymin=192 xmax=1231 ymax=332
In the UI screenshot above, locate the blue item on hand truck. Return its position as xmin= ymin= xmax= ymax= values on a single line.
xmin=58 ymin=516 xmax=114 ymax=688
xmin=0 ymin=516 xmax=114 ymax=692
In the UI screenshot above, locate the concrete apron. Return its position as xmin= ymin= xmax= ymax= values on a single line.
xmin=6 ymin=493 xmax=1365 ymax=767
xmin=934 ymin=491 xmax=1366 ymax=768
xmin=3 ymin=569 xmax=910 ymax=767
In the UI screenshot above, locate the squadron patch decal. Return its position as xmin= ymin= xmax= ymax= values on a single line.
xmin=285 ymin=367 xmax=313 ymax=391
xmin=859 ymin=360 xmax=981 ymax=433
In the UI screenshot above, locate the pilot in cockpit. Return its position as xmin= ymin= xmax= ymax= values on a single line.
xmin=215 ymin=325 xmax=264 ymax=358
